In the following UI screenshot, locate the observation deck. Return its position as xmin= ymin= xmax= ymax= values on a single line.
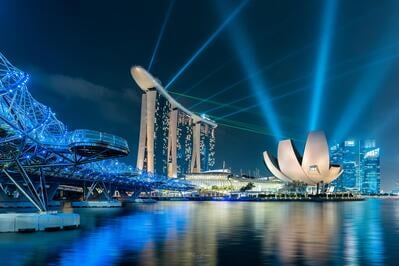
xmin=68 ymin=129 xmax=129 ymax=158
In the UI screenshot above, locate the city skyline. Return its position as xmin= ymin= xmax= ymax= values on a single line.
xmin=1 ymin=2 xmax=399 ymax=265
xmin=1 ymin=0 xmax=399 ymax=190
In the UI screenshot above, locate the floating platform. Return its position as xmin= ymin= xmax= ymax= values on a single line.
xmin=0 ymin=212 xmax=80 ymax=233
xmin=71 ymin=201 xmax=122 ymax=208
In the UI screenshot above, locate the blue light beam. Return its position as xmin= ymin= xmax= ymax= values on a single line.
xmin=193 ymin=6 xmax=385 ymax=112
xmin=308 ymin=0 xmax=338 ymax=131
xmin=164 ymin=0 xmax=249 ymax=89
xmin=148 ymin=0 xmax=176 ymax=71
xmin=332 ymin=8 xmax=399 ymax=142
xmin=214 ymin=0 xmax=283 ymax=140
xmin=216 ymin=50 xmax=399 ymax=120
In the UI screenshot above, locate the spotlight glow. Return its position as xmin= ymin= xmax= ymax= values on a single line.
xmin=164 ymin=0 xmax=249 ymax=89
xmin=192 ymin=8 xmax=391 ymax=113
xmin=309 ymin=0 xmax=338 ymax=131
xmin=217 ymin=50 xmax=399 ymax=120
xmin=148 ymin=0 xmax=176 ymax=71
xmin=213 ymin=1 xmax=286 ymax=140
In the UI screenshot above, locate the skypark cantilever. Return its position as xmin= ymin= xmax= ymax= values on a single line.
xmin=131 ymin=66 xmax=217 ymax=127
xmin=131 ymin=66 xmax=217 ymax=178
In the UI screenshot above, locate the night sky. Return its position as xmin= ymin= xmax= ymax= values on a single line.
xmin=1 ymin=0 xmax=399 ymax=191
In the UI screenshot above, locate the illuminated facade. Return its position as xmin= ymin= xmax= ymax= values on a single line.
xmin=200 ymin=123 xmax=216 ymax=172
xmin=131 ymin=66 xmax=217 ymax=177
xmin=176 ymin=112 xmax=193 ymax=176
xmin=186 ymin=172 xmax=284 ymax=192
xmin=344 ymin=140 xmax=359 ymax=189
xmin=263 ymin=131 xmax=343 ymax=185
xmin=361 ymin=143 xmax=380 ymax=194
xmin=330 ymin=139 xmax=380 ymax=194
xmin=154 ymin=93 xmax=171 ymax=175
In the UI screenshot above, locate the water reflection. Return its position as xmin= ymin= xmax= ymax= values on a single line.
xmin=0 ymin=200 xmax=398 ymax=265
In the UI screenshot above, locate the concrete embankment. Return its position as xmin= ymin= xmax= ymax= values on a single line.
xmin=0 ymin=212 xmax=80 ymax=233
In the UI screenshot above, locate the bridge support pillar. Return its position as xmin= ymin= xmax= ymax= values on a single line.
xmin=2 ymin=161 xmax=48 ymax=212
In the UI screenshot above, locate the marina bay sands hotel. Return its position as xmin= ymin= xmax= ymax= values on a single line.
xmin=131 ymin=66 xmax=217 ymax=178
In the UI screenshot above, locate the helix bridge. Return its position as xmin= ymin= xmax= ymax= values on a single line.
xmin=0 ymin=52 xmax=194 ymax=212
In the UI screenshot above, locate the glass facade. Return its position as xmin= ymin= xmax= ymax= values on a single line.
xmin=200 ymin=124 xmax=216 ymax=172
xmin=152 ymin=93 xmax=217 ymax=177
xmin=176 ymin=112 xmax=193 ymax=177
xmin=360 ymin=140 xmax=380 ymax=194
xmin=330 ymin=139 xmax=380 ymax=194
xmin=154 ymin=93 xmax=171 ymax=176
xmin=343 ymin=140 xmax=359 ymax=190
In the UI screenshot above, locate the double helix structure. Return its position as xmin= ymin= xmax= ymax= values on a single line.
xmin=0 ymin=53 xmax=193 ymax=212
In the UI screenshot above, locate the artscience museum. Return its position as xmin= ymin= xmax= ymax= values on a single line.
xmin=263 ymin=131 xmax=343 ymax=185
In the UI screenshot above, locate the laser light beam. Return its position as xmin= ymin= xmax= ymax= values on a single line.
xmin=309 ymin=0 xmax=338 ymax=131
xmin=164 ymin=0 xmax=249 ymax=89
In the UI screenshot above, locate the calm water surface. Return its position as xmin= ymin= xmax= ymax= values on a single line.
xmin=0 ymin=199 xmax=398 ymax=265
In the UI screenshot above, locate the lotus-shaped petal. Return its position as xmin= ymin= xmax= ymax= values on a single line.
xmin=263 ymin=131 xmax=342 ymax=185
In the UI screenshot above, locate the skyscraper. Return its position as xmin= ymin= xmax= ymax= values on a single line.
xmin=360 ymin=140 xmax=380 ymax=194
xmin=330 ymin=143 xmax=344 ymax=190
xmin=154 ymin=93 xmax=171 ymax=175
xmin=132 ymin=66 xmax=217 ymax=178
xmin=329 ymin=139 xmax=380 ymax=194
xmin=343 ymin=140 xmax=359 ymax=190
xmin=176 ymin=112 xmax=193 ymax=177
xmin=200 ymin=123 xmax=216 ymax=172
